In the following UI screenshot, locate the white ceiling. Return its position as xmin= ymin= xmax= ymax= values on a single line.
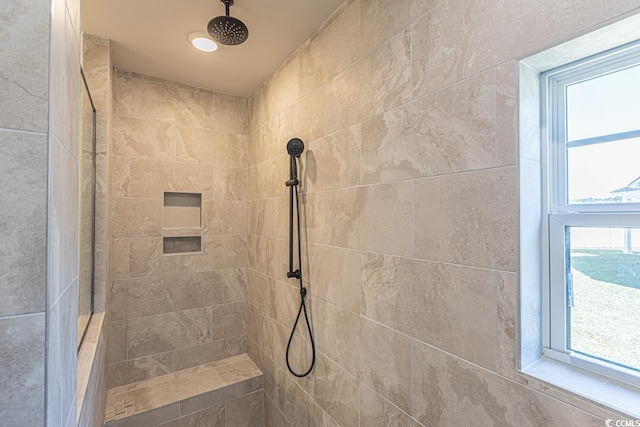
xmin=82 ymin=0 xmax=345 ymax=98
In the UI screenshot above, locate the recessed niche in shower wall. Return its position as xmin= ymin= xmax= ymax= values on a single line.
xmin=163 ymin=192 xmax=202 ymax=229
xmin=163 ymin=236 xmax=202 ymax=254
xmin=163 ymin=192 xmax=202 ymax=255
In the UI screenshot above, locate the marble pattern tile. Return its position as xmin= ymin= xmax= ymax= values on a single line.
xmin=497 ymin=272 xmax=518 ymax=379
xmin=171 ymin=335 xmax=246 ymax=372
xmin=303 ymin=124 xmax=361 ymax=193
xmin=129 ymin=158 xmax=214 ymax=200
xmin=111 ymin=156 xmax=131 ymax=198
xmin=315 ymin=299 xmax=361 ymax=378
xmin=112 ymin=114 xmax=177 ymax=161
xmin=111 ymin=197 xmax=162 ymax=238
xmin=110 ymin=276 xmax=174 ymax=321
xmin=173 ymin=269 xmax=247 ymax=311
xmin=357 ymin=317 xmax=412 ymax=413
xmin=249 ymin=197 xmax=287 ymax=239
xmin=275 ymin=369 xmax=315 ymax=427
xmin=247 ymin=270 xmax=276 ymax=319
xmin=495 ymin=62 xmax=517 ymax=167
xmin=0 ymin=313 xmax=45 ymax=426
xmin=202 ymin=200 xmax=248 ymax=235
xmin=265 ymin=394 xmax=289 ymax=427
xmin=110 ymin=238 xmax=131 ymax=280
xmin=0 ymin=0 xmax=49 ymax=132
xmin=212 ymin=301 xmax=247 ymax=341
xmin=107 ymin=353 xmax=173 ymax=389
xmin=307 ymin=244 xmax=361 ymax=314
xmin=225 ymin=390 xmax=264 ymax=427
xmin=314 ymin=353 xmax=359 ymax=427
xmin=49 ymin=136 xmax=79 ymax=303
xmin=109 ymin=321 xmax=127 ymax=364
xmin=127 ymin=308 xmax=213 ymax=359
xmin=414 ymin=167 xmax=517 ymax=271
xmin=176 ymin=127 xmax=247 ymax=169
xmin=0 ymin=130 xmax=47 ymax=316
xmin=361 ymin=71 xmax=497 ymax=184
xmin=47 ymin=280 xmax=77 ymax=426
xmin=212 ymin=166 xmax=248 ymax=201
xmin=325 ymin=28 xmax=412 ymax=134
xmin=157 ymin=403 xmax=224 ymax=427
xmin=306 ymin=182 xmax=413 ymax=256
xmin=279 ymin=86 xmax=325 ymax=146
xmin=412 ymin=0 xmax=640 ymax=99
xmin=411 ymin=340 xmax=603 ymax=426
xmin=361 ymin=253 xmax=499 ymax=369
xmin=304 ymin=0 xmax=363 ymax=83
xmin=127 ymin=78 xmax=216 ymax=128
xmin=360 ymin=384 xmax=421 ymax=427
xmin=113 ymin=69 xmax=133 ymax=116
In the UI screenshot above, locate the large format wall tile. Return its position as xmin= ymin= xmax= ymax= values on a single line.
xmin=112 ymin=115 xmax=177 ymax=161
xmin=107 ymin=353 xmax=173 ymax=389
xmin=304 ymin=124 xmax=361 ymax=193
xmin=0 ymin=131 xmax=47 ymax=316
xmin=0 ymin=0 xmax=49 ymax=132
xmin=412 ymin=0 xmax=640 ymax=99
xmin=110 ymin=276 xmax=174 ymax=321
xmin=359 ymin=384 xmax=421 ymax=427
xmin=411 ymin=341 xmax=603 ymax=426
xmin=414 ymin=167 xmax=517 ymax=271
xmin=307 ymin=244 xmax=361 ymax=314
xmin=111 ymin=198 xmax=162 ymax=238
xmin=314 ymin=353 xmax=359 ymax=427
xmin=361 ymin=71 xmax=497 ymax=184
xmin=176 ymin=128 xmax=247 ymax=168
xmin=47 ymin=280 xmax=78 ymax=426
xmin=245 ymin=0 xmax=640 ymax=424
xmin=304 ymin=0 xmax=363 ymax=87
xmin=127 ymin=308 xmax=213 ymax=359
xmin=129 ymin=158 xmax=214 ymax=200
xmin=0 ymin=313 xmax=45 ymax=426
xmin=173 ymin=270 xmax=247 ymax=311
xmin=357 ymin=317 xmax=412 ymax=413
xmin=325 ymin=28 xmax=411 ymax=134
xmin=361 ymin=253 xmax=498 ymax=369
xmin=49 ymin=136 xmax=79 ymax=303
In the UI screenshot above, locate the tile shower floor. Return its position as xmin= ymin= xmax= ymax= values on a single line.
xmin=105 ymin=354 xmax=263 ymax=426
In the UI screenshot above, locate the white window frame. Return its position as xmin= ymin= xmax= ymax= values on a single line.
xmin=541 ymin=41 xmax=640 ymax=389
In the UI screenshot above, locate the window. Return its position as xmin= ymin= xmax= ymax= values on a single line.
xmin=542 ymin=42 xmax=640 ymax=387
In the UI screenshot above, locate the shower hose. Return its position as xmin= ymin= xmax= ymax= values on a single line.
xmin=285 ymin=154 xmax=316 ymax=377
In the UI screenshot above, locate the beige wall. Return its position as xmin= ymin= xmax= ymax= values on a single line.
xmin=247 ymin=0 xmax=640 ymax=426
xmin=0 ymin=0 xmax=50 ymax=424
xmin=0 ymin=0 xmax=81 ymax=425
xmin=106 ymin=69 xmax=251 ymax=388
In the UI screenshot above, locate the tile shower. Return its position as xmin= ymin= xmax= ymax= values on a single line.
xmin=2 ymin=0 xmax=640 ymax=426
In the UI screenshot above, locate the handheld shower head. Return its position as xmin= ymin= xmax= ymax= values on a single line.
xmin=287 ymin=138 xmax=304 ymax=157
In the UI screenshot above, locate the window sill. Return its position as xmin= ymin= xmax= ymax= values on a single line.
xmin=523 ymin=356 xmax=640 ymax=420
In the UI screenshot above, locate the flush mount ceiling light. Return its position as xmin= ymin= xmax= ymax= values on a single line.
xmin=207 ymin=0 xmax=249 ymax=46
xmin=188 ymin=33 xmax=218 ymax=52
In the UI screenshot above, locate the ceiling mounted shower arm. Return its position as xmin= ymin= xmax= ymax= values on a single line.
xmin=223 ymin=0 xmax=232 ymax=16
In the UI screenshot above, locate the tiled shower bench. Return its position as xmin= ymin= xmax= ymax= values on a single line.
xmin=104 ymin=354 xmax=264 ymax=427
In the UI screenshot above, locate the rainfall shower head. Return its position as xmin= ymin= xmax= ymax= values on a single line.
xmin=207 ymin=0 xmax=249 ymax=46
xmin=287 ymin=138 xmax=304 ymax=157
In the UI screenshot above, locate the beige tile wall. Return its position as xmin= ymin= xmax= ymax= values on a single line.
xmin=1 ymin=0 xmax=84 ymax=424
xmin=247 ymin=0 xmax=640 ymax=426
xmin=107 ymin=69 xmax=250 ymax=389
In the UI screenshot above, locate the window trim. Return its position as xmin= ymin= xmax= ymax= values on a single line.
xmin=541 ymin=41 xmax=640 ymax=389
